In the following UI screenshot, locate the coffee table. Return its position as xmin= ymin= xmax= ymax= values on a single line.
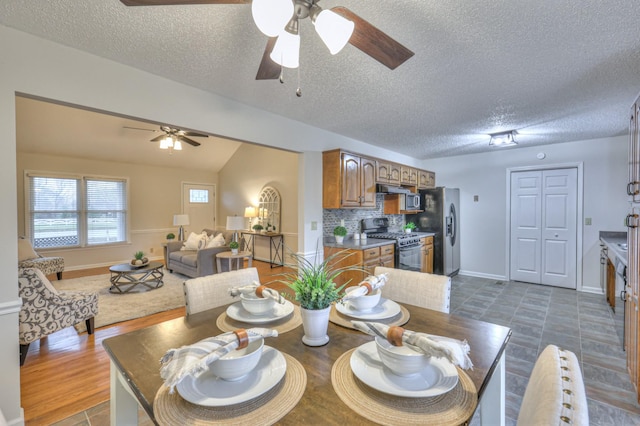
xmin=109 ymin=261 xmax=164 ymax=294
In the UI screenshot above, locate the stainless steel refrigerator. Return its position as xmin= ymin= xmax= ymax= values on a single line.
xmin=406 ymin=187 xmax=460 ymax=276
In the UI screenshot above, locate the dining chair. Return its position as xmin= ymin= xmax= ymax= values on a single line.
xmin=183 ymin=267 xmax=260 ymax=315
xmin=517 ymin=344 xmax=588 ymax=425
xmin=373 ymin=266 xmax=451 ymax=313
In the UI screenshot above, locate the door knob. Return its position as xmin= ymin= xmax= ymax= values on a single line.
xmin=554 ymin=233 xmax=559 ymax=238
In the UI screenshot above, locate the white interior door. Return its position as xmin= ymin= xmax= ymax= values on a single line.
xmin=182 ymin=183 xmax=216 ymax=234
xmin=510 ymin=168 xmax=577 ymax=288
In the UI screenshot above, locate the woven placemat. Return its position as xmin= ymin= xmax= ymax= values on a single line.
xmin=154 ymin=352 xmax=306 ymax=425
xmin=331 ymin=348 xmax=477 ymax=426
xmin=329 ymin=304 xmax=410 ymax=330
xmin=216 ymin=306 xmax=302 ymax=334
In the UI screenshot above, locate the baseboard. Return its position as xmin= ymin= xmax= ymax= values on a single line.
xmin=0 ymin=299 xmax=21 ymax=316
xmin=458 ymin=270 xmax=507 ymax=281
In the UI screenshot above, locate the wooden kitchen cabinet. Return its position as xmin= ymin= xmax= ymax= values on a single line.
xmin=325 ymin=243 xmax=395 ymax=287
xmin=401 ymin=166 xmax=418 ymax=186
xmin=323 ymin=150 xmax=376 ymax=209
xmin=606 ymin=258 xmax=616 ymax=309
xmin=376 ymin=161 xmax=401 ymax=185
xmin=418 ymin=170 xmax=436 ymax=189
xmin=421 ymin=236 xmax=434 ymax=273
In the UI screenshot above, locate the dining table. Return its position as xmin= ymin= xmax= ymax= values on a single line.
xmin=103 ymin=301 xmax=511 ymax=425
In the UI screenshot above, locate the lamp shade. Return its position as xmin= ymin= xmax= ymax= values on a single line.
xmin=270 ymin=30 xmax=300 ymax=68
xmin=244 ymin=206 xmax=258 ymax=218
xmin=173 ymin=140 xmax=182 ymax=151
xmin=226 ymin=216 xmax=246 ymax=231
xmin=314 ymin=9 xmax=354 ymax=55
xmin=252 ymin=0 xmax=294 ymax=37
xmin=173 ymin=214 xmax=190 ymax=226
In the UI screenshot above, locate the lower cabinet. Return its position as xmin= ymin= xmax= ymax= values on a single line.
xmin=325 ymin=244 xmax=395 ymax=287
xmin=606 ymin=258 xmax=616 ymax=309
xmin=421 ymin=236 xmax=434 ymax=274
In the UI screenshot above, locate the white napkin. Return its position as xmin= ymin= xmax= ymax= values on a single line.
xmin=228 ymin=281 xmax=285 ymax=304
xmin=352 ymin=321 xmax=473 ymax=370
xmin=342 ymin=273 xmax=389 ymax=301
xmin=160 ymin=327 xmax=278 ymax=392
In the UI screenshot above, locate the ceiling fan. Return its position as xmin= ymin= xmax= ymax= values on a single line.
xmin=124 ymin=125 xmax=208 ymax=150
xmin=119 ymin=0 xmax=414 ymax=81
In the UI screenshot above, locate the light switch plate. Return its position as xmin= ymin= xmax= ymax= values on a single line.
xmin=311 ymin=221 xmax=317 ymax=230
xmin=585 ymin=217 xmax=592 ymax=226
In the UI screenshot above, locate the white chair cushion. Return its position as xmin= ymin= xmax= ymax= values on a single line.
xmin=184 ymin=267 xmax=260 ymax=315
xmin=18 ymin=238 xmax=38 ymax=261
xmin=517 ymin=344 xmax=589 ymax=426
xmin=373 ymin=266 xmax=451 ymax=313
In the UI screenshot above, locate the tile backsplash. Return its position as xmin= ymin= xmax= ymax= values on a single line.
xmin=323 ymin=194 xmax=404 ymax=236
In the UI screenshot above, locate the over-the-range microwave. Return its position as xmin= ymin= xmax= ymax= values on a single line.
xmin=400 ymin=193 xmax=421 ymax=210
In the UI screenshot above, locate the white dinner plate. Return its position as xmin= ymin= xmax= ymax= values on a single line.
xmin=335 ymin=298 xmax=401 ymax=320
xmin=226 ymin=299 xmax=295 ymax=324
xmin=350 ymin=341 xmax=459 ymax=398
xmin=176 ymin=345 xmax=286 ymax=406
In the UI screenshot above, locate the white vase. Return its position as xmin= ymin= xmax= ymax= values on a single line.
xmin=231 ymin=248 xmax=238 ymax=255
xmin=335 ymin=235 xmax=344 ymax=244
xmin=300 ymin=306 xmax=331 ymax=346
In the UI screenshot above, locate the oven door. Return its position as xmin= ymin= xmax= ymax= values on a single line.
xmin=397 ymin=243 xmax=424 ymax=271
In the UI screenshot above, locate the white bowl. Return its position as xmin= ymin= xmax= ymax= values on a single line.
xmin=347 ymin=288 xmax=382 ymax=312
xmin=375 ymin=336 xmax=431 ymax=377
xmin=209 ymin=338 xmax=264 ymax=381
xmin=240 ymin=293 xmax=276 ymax=316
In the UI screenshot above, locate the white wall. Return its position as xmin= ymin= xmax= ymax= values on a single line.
xmin=421 ymin=136 xmax=628 ymax=292
xmin=0 ymin=24 xmax=415 ymax=424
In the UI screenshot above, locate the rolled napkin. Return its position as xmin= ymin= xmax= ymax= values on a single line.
xmin=352 ymin=321 xmax=473 ymax=370
xmin=342 ymin=273 xmax=389 ymax=301
xmin=228 ymin=281 xmax=285 ymax=304
xmin=160 ymin=327 xmax=278 ymax=392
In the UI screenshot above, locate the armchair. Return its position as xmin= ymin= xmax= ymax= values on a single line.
xmin=18 ymin=238 xmax=64 ymax=280
xmin=18 ymin=268 xmax=98 ymax=365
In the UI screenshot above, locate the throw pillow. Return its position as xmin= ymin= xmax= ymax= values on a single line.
xmin=206 ymin=233 xmax=226 ymax=248
xmin=182 ymin=232 xmax=206 ymax=251
xmin=18 ymin=238 xmax=38 ymax=261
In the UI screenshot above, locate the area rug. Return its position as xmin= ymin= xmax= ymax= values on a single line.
xmin=53 ymin=271 xmax=187 ymax=332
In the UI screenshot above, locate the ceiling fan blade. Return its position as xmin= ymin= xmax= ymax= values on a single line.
xmin=255 ymin=37 xmax=280 ymax=80
xmin=178 ymin=135 xmax=201 ymax=147
xmin=123 ymin=126 xmax=158 ymax=132
xmin=150 ymin=134 xmax=166 ymax=142
xmin=182 ymin=131 xmax=209 ymax=138
xmin=331 ymin=6 xmax=414 ymax=70
xmin=120 ymin=0 xmax=248 ymax=6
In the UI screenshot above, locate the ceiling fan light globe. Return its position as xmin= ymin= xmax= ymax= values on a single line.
xmin=252 ymin=0 xmax=294 ymax=37
xmin=270 ymin=31 xmax=300 ymax=68
xmin=173 ymin=140 xmax=183 ymax=151
xmin=314 ymin=10 xmax=354 ymax=55
xmin=159 ymin=137 xmax=172 ymax=149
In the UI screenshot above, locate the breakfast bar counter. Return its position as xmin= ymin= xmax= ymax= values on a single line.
xmin=104 ymin=302 xmax=511 ymax=425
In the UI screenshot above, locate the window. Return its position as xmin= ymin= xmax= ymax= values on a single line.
xmin=26 ymin=172 xmax=128 ymax=249
xmin=189 ymin=188 xmax=209 ymax=203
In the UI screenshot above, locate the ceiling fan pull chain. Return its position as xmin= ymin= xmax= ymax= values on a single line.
xmin=296 ymin=65 xmax=302 ymax=97
xmin=279 ymin=52 xmax=285 ymax=84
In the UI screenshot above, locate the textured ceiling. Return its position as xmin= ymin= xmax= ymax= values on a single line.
xmin=3 ymin=0 xmax=640 ymax=160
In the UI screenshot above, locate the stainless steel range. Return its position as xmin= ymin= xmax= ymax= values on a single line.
xmin=361 ymin=218 xmax=424 ymax=271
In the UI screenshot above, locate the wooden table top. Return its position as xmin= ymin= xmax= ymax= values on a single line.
xmin=103 ymin=304 xmax=511 ymax=425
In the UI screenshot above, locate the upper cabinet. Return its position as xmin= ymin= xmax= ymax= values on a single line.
xmin=323 ymin=149 xmax=436 ymax=209
xmin=323 ymin=150 xmax=376 ymax=209
xmin=418 ymin=170 xmax=436 ymax=189
xmin=376 ymin=161 xmax=401 ymax=185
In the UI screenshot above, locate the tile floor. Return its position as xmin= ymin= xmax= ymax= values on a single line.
xmin=53 ymin=275 xmax=640 ymax=425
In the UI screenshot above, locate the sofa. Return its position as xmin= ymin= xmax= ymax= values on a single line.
xmin=166 ymin=229 xmax=237 ymax=278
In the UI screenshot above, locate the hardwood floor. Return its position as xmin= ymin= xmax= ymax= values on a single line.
xmin=20 ymin=261 xmax=288 ymax=425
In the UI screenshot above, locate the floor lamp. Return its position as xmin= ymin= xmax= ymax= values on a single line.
xmin=173 ymin=214 xmax=190 ymax=241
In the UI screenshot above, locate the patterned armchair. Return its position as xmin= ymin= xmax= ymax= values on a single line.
xmin=18 ymin=238 xmax=64 ymax=280
xmin=18 ymin=268 xmax=98 ymax=365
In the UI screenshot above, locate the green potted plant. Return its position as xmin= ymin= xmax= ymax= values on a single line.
xmin=274 ymin=248 xmax=358 ymax=346
xmin=166 ymin=232 xmax=175 ymax=241
xmin=130 ymin=250 xmax=149 ymax=267
xmin=403 ymin=222 xmax=417 ymax=233
xmin=252 ymin=224 xmax=264 ymax=233
xmin=229 ymin=240 xmax=239 ymax=254
xmin=333 ymin=225 xmax=348 ymax=244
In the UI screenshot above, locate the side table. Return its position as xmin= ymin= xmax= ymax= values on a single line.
xmin=216 ymin=251 xmax=253 ymax=272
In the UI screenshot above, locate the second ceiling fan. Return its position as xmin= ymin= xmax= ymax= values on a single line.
xmin=124 ymin=125 xmax=208 ymax=150
xmin=119 ymin=0 xmax=414 ymax=80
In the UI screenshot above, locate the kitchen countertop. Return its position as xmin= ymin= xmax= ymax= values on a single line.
xmin=324 ymin=232 xmax=436 ymax=250
xmin=599 ymin=231 xmax=628 ymax=265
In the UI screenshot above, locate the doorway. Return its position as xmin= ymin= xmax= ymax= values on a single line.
xmin=508 ymin=165 xmax=582 ymax=289
xmin=182 ymin=182 xmax=216 ymax=234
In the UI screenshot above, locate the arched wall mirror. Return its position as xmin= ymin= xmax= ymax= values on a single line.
xmin=257 ymin=186 xmax=281 ymax=232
